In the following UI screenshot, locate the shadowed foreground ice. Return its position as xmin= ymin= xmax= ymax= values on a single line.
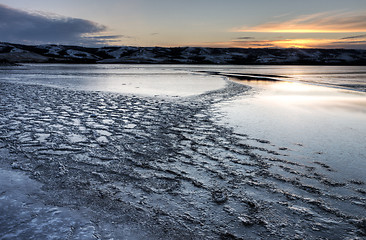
xmin=0 ymin=66 xmax=366 ymax=239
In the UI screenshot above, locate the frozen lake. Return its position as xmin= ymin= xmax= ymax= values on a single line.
xmin=2 ymin=64 xmax=365 ymax=179
xmin=1 ymin=64 xmax=366 ymax=93
xmin=0 ymin=64 xmax=227 ymax=97
xmin=0 ymin=64 xmax=366 ymax=239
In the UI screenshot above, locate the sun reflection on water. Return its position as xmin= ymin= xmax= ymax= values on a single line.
xmin=235 ymin=80 xmax=366 ymax=114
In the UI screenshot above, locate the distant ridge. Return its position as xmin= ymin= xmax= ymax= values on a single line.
xmin=1 ymin=42 xmax=366 ymax=65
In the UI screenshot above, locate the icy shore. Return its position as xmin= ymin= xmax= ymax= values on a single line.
xmin=0 ymin=77 xmax=365 ymax=239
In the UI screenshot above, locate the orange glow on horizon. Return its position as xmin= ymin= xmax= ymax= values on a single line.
xmin=271 ymin=39 xmax=331 ymax=48
xmin=195 ymin=37 xmax=366 ymax=49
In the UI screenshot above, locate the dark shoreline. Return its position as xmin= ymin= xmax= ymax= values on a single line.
xmin=1 ymin=42 xmax=366 ymax=65
xmin=4 ymin=61 xmax=366 ymax=66
xmin=4 ymin=62 xmax=366 ymax=66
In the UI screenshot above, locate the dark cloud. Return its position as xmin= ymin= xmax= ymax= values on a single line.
xmin=333 ymin=40 xmax=366 ymax=44
xmin=248 ymin=43 xmax=275 ymax=47
xmin=236 ymin=37 xmax=254 ymax=40
xmin=232 ymin=40 xmax=274 ymax=46
xmin=341 ymin=34 xmax=366 ymax=40
xmin=0 ymin=4 xmax=110 ymax=45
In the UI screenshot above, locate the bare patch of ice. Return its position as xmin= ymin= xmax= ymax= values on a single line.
xmin=67 ymin=133 xmax=87 ymax=143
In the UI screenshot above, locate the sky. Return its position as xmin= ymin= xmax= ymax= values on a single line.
xmin=1 ymin=0 xmax=366 ymax=49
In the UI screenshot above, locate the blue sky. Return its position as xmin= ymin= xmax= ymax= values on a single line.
xmin=1 ymin=0 xmax=366 ymax=48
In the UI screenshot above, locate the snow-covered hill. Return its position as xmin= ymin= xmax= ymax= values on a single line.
xmin=1 ymin=42 xmax=366 ymax=65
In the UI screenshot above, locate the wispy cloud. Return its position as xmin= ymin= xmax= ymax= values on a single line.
xmin=234 ymin=11 xmax=366 ymax=33
xmin=341 ymin=34 xmax=366 ymax=40
xmin=0 ymin=4 xmax=116 ymax=46
xmin=236 ymin=37 xmax=254 ymax=40
xmin=83 ymin=34 xmax=133 ymax=45
xmin=84 ymin=35 xmax=127 ymax=40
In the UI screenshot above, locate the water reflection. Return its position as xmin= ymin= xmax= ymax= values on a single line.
xmin=0 ymin=64 xmax=226 ymax=97
xmin=219 ymin=79 xmax=366 ymax=180
xmin=233 ymin=79 xmax=366 ymax=114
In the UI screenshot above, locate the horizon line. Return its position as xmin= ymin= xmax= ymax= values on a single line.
xmin=2 ymin=41 xmax=366 ymax=51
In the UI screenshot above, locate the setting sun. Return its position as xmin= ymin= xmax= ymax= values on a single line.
xmin=271 ymin=39 xmax=333 ymax=48
xmin=273 ymin=39 xmax=316 ymax=48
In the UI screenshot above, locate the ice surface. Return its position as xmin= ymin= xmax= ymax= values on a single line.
xmin=0 ymin=64 xmax=227 ymax=97
xmin=0 ymin=168 xmax=97 ymax=239
xmin=67 ymin=133 xmax=87 ymax=143
xmin=0 ymin=64 xmax=365 ymax=239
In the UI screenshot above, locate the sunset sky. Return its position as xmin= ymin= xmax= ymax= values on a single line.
xmin=1 ymin=0 xmax=366 ymax=48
